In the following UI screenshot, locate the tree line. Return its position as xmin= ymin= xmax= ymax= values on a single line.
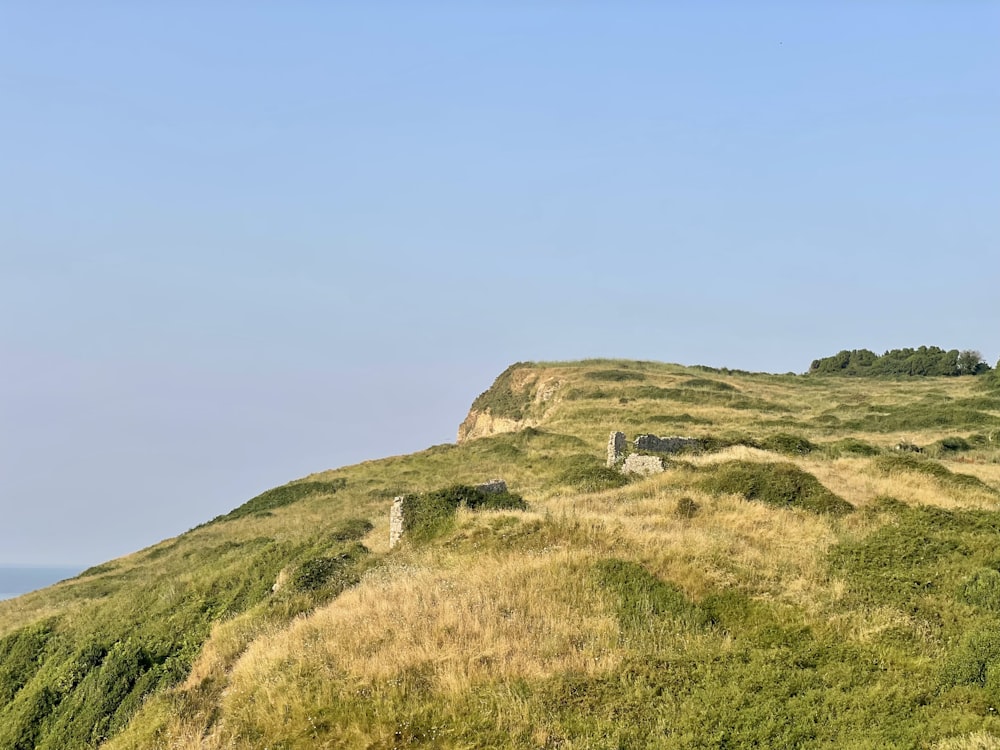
xmin=808 ymin=346 xmax=993 ymax=377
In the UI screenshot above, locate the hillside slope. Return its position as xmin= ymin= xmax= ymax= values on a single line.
xmin=3 ymin=360 xmax=1000 ymax=748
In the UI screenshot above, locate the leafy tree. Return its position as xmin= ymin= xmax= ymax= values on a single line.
xmin=957 ymin=349 xmax=989 ymax=375
xmin=808 ymin=346 xmax=990 ymax=377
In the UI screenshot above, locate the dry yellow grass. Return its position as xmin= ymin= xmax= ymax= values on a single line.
xmin=228 ymin=549 xmax=617 ymax=689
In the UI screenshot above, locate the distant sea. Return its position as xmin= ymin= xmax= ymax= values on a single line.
xmin=0 ymin=566 xmax=83 ymax=601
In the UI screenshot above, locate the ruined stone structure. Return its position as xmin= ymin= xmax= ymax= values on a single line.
xmin=634 ymin=434 xmax=700 ymax=454
xmin=477 ymin=479 xmax=509 ymax=494
xmin=622 ymin=453 xmax=665 ymax=476
xmin=389 ymin=496 xmax=405 ymax=548
xmin=607 ymin=430 xmax=702 ymax=478
xmin=607 ymin=431 xmax=627 ymax=467
xmin=389 ymin=479 xmax=509 ymax=549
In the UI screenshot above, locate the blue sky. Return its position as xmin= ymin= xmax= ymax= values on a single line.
xmin=2 ymin=3 xmax=997 ymax=566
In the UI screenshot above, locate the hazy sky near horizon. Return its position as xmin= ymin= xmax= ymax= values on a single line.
xmin=2 ymin=3 xmax=998 ymax=566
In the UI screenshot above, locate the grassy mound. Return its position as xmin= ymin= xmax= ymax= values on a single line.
xmin=700 ymin=460 xmax=853 ymax=515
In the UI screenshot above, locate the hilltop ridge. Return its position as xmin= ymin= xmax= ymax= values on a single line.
xmin=2 ymin=359 xmax=1000 ymax=748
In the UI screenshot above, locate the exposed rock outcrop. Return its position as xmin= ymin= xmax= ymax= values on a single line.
xmin=457 ymin=410 xmax=528 ymax=443
xmin=457 ymin=370 xmax=562 ymax=442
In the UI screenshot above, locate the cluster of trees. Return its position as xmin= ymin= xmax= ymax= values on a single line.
xmin=808 ymin=347 xmax=993 ymax=377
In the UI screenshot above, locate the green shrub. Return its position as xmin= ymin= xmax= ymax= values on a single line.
xmin=331 ymin=518 xmax=374 ymax=541
xmin=678 ymin=377 xmax=737 ymax=392
xmin=829 ymin=504 xmax=1000 ymax=614
xmin=932 ymin=436 xmax=973 ymax=454
xmin=647 ymin=413 xmax=713 ymax=425
xmin=825 ymin=438 xmax=880 ymax=457
xmin=942 ymin=629 xmax=1000 ymax=688
xmin=960 ymin=569 xmax=1000 ymax=612
xmin=0 ymin=621 xmax=55 ymax=705
xmin=212 ymin=479 xmax=347 ymax=524
xmin=557 ymin=455 xmax=630 ymax=492
xmin=292 ymin=546 xmax=367 ymax=593
xmin=760 ymin=433 xmax=817 ymax=456
xmin=401 ymin=485 xmax=527 ymax=542
xmin=697 ymin=433 xmax=761 ymax=453
xmin=872 ymin=454 xmax=995 ymax=493
xmin=674 ymin=496 xmax=700 ymax=519
xmin=583 ymin=369 xmax=646 ymax=382
xmin=700 ymin=461 xmax=853 ymax=515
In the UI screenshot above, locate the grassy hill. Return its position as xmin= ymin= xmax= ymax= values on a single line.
xmin=4 ymin=359 xmax=1000 ymax=748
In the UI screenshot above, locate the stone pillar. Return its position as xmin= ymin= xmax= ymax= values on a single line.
xmin=607 ymin=431 xmax=627 ymax=467
xmin=389 ymin=497 xmax=404 ymax=548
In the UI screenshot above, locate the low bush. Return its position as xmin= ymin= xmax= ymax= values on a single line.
xmin=0 ymin=621 xmax=55 ymax=705
xmin=674 ymin=496 xmax=700 ymax=519
xmin=292 ymin=545 xmax=367 ymax=593
xmin=583 ymin=369 xmax=646 ymax=382
xmin=930 ymin=436 xmax=973 ymax=456
xmin=212 ymin=479 xmax=347 ymax=524
xmin=942 ymin=629 xmax=1000 ymax=690
xmin=959 ymin=569 xmax=1000 ymax=613
xmin=829 ymin=504 xmax=1000 ymax=618
xmin=700 ymin=461 xmax=853 ymax=516
xmin=647 ymin=413 xmax=713 ymax=425
xmin=872 ymin=454 xmax=995 ymax=493
xmin=557 ymin=455 xmax=630 ymax=492
xmin=330 ymin=518 xmax=374 ymax=541
xmin=401 ymin=485 xmax=527 ymax=542
xmin=678 ymin=377 xmax=737 ymax=392
xmin=825 ymin=438 xmax=880 ymax=457
xmin=760 ymin=433 xmax=817 ymax=456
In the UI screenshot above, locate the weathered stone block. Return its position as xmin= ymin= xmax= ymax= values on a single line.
xmin=476 ymin=479 xmax=508 ymax=494
xmin=622 ymin=453 xmax=665 ymax=476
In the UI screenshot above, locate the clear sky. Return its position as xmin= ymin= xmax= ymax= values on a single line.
xmin=2 ymin=3 xmax=997 ymax=566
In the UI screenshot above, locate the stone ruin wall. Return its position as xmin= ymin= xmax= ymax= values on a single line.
xmin=607 ymin=431 xmax=699 ymax=476
xmin=633 ymin=434 xmax=700 ymax=454
xmin=621 ymin=453 xmax=665 ymax=476
xmin=389 ymin=479 xmax=509 ymax=549
xmin=607 ymin=431 xmax=627 ymax=467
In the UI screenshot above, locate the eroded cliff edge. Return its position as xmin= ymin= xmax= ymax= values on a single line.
xmin=456 ymin=362 xmax=562 ymax=442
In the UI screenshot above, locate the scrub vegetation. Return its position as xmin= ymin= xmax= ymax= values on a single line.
xmin=3 ymin=358 xmax=1000 ymax=748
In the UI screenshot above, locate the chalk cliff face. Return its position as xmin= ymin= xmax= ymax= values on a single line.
xmin=456 ymin=408 xmax=528 ymax=442
xmin=456 ymin=365 xmax=562 ymax=442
